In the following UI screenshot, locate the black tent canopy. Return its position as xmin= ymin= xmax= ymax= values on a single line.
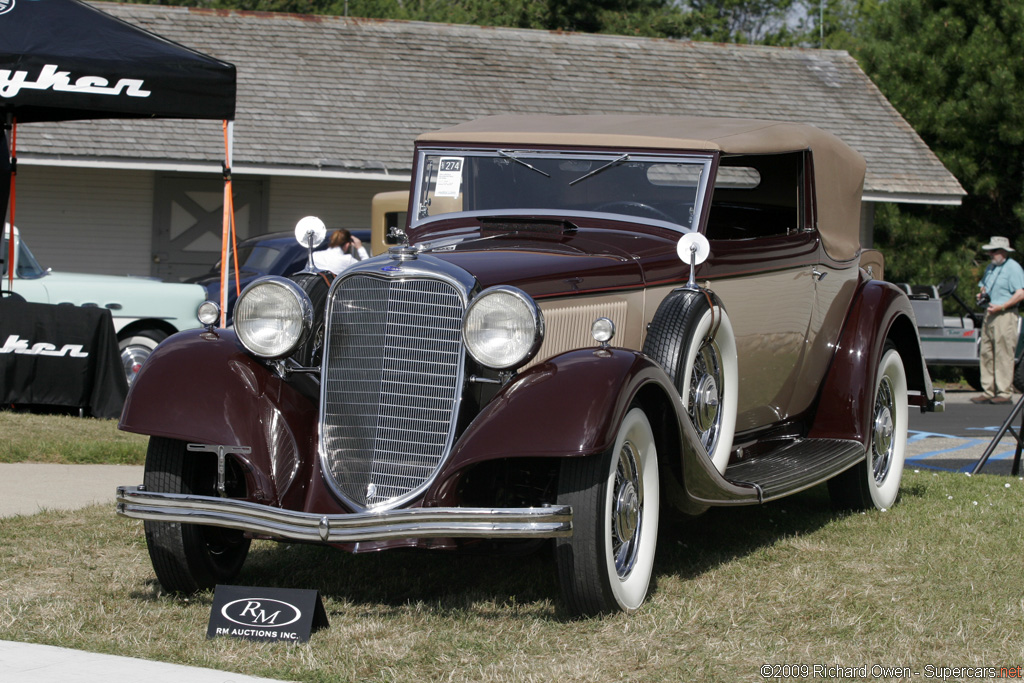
xmin=2 ymin=0 xmax=238 ymax=324
xmin=1 ymin=0 xmax=239 ymax=412
xmin=0 ymin=0 xmax=235 ymax=123
xmin=1 ymin=131 xmax=8 ymax=224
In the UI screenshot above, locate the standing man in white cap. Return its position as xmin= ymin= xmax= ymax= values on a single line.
xmin=975 ymin=236 xmax=1024 ymax=403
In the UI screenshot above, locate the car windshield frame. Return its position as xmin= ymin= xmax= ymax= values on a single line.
xmin=0 ymin=235 xmax=47 ymax=279
xmin=411 ymin=146 xmax=714 ymax=234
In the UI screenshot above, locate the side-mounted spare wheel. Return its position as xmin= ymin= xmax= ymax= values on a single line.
xmin=642 ymin=288 xmax=738 ymax=474
xmin=288 ymin=270 xmax=333 ymax=367
xmin=556 ymin=406 xmax=660 ymax=616
xmin=828 ymin=341 xmax=908 ymax=510
xmin=143 ymin=437 xmax=251 ymax=593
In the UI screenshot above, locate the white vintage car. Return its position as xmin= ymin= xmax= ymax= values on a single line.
xmin=1 ymin=225 xmax=205 ymax=384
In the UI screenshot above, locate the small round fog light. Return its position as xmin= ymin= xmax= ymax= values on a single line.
xmin=591 ymin=317 xmax=615 ymax=345
xmin=197 ymin=300 xmax=221 ymax=327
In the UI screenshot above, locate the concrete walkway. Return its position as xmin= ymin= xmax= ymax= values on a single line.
xmin=0 ymin=462 xmax=143 ymax=517
xmin=0 ymin=464 xmax=294 ymax=683
xmin=0 ymin=641 xmax=290 ymax=683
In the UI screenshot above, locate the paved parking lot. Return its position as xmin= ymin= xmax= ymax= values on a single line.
xmin=907 ymin=389 xmax=1024 ymax=476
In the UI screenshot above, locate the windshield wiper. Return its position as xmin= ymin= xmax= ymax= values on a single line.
xmin=498 ymin=150 xmax=550 ymax=177
xmin=569 ymin=153 xmax=630 ymax=186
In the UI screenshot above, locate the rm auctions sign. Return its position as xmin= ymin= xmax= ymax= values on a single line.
xmin=207 ymin=585 xmax=328 ymax=643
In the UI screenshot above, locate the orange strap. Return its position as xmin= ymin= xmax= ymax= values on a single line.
xmin=218 ymin=120 xmax=239 ymax=328
xmin=229 ymin=184 xmax=239 ymax=297
xmin=224 ymin=121 xmax=240 ymax=297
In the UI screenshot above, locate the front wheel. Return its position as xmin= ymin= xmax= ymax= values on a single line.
xmin=143 ymin=437 xmax=250 ymax=593
xmin=119 ymin=330 xmax=168 ymax=386
xmin=828 ymin=344 xmax=908 ymax=510
xmin=556 ymin=406 xmax=660 ymax=616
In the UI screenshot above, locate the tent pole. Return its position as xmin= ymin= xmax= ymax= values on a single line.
xmin=5 ymin=115 xmax=15 ymax=293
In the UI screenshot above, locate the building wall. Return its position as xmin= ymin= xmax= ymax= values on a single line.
xmin=267 ymin=176 xmax=407 ymax=234
xmin=13 ymin=165 xmax=155 ymax=277
xmin=11 ymin=166 xmax=408 ymax=279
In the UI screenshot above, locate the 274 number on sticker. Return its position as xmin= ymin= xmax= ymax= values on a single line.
xmin=435 ymin=157 xmax=464 ymax=198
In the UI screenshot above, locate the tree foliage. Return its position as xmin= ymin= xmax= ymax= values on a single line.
xmin=683 ymin=0 xmax=804 ymax=45
xmin=135 ymin=0 xmax=803 ymax=42
xmin=849 ymin=0 xmax=1024 ymax=294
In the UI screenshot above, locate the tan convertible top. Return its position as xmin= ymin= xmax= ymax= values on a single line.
xmin=418 ymin=115 xmax=866 ymax=261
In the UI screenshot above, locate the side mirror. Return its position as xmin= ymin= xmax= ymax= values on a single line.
xmin=295 ymin=216 xmax=326 ymax=249
xmin=676 ymin=232 xmax=710 ymax=291
xmin=937 ymin=276 xmax=959 ymax=298
xmin=295 ymin=216 xmax=326 ymax=273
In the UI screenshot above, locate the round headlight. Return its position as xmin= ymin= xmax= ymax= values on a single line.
xmin=463 ymin=286 xmax=544 ymax=370
xmin=197 ymin=300 xmax=220 ymax=327
xmin=234 ymin=277 xmax=313 ymax=359
xmin=591 ymin=317 xmax=615 ymax=344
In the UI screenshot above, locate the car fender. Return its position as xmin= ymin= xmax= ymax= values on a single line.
xmin=810 ymin=277 xmax=928 ymax=444
xmin=119 ymin=328 xmax=317 ymax=507
xmin=426 ymin=348 xmax=759 ymax=507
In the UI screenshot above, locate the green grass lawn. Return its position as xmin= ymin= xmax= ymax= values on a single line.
xmin=0 ymin=411 xmax=147 ymax=464
xmin=2 ymin=460 xmax=1023 ymax=682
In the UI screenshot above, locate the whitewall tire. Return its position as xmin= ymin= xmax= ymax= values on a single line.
xmin=829 ymin=344 xmax=908 ymax=510
xmin=556 ymin=406 xmax=660 ymax=615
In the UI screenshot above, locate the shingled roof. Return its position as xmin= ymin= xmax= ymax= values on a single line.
xmin=14 ymin=2 xmax=965 ymax=204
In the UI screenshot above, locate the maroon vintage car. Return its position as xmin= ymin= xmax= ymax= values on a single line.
xmin=117 ymin=115 xmax=943 ymax=616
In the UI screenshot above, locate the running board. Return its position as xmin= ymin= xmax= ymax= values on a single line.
xmin=725 ymin=439 xmax=865 ymax=503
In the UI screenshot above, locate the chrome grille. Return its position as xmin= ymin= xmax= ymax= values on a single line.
xmin=320 ymin=274 xmax=465 ymax=510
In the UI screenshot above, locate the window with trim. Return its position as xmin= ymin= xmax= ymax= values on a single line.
xmin=705 ymin=152 xmax=807 ymax=241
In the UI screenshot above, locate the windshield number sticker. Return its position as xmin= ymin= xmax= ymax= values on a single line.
xmin=434 ymin=157 xmax=464 ymax=198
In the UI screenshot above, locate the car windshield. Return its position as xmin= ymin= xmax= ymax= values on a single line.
xmin=212 ymin=244 xmax=283 ymax=275
xmin=0 ymin=235 xmax=46 ymax=279
xmin=412 ymin=148 xmax=712 ymax=232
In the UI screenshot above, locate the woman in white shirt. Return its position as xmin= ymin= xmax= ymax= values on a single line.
xmin=313 ymin=229 xmax=368 ymax=274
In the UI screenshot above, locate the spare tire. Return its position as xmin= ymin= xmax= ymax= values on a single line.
xmin=289 ymin=271 xmax=333 ymax=367
xmin=642 ymin=288 xmax=738 ymax=474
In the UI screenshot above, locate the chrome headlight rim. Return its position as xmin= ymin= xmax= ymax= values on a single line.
xmin=196 ymin=300 xmax=221 ymax=327
xmin=234 ymin=276 xmax=314 ymax=359
xmin=463 ymin=285 xmax=544 ymax=370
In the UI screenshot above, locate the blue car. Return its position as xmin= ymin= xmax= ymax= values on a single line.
xmin=187 ymin=229 xmax=370 ymax=324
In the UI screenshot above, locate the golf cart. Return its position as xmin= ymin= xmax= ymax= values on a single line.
xmin=899 ymin=276 xmax=1024 ymax=391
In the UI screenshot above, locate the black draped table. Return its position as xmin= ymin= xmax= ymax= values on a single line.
xmin=0 ymin=298 xmax=128 ymax=418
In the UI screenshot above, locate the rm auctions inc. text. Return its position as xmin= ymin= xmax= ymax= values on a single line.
xmin=760 ymin=664 xmax=1024 ymax=679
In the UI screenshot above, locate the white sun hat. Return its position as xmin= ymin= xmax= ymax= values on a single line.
xmin=982 ymin=236 xmax=1014 ymax=252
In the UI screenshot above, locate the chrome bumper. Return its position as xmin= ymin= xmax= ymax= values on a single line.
xmin=116 ymin=486 xmax=572 ymax=543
